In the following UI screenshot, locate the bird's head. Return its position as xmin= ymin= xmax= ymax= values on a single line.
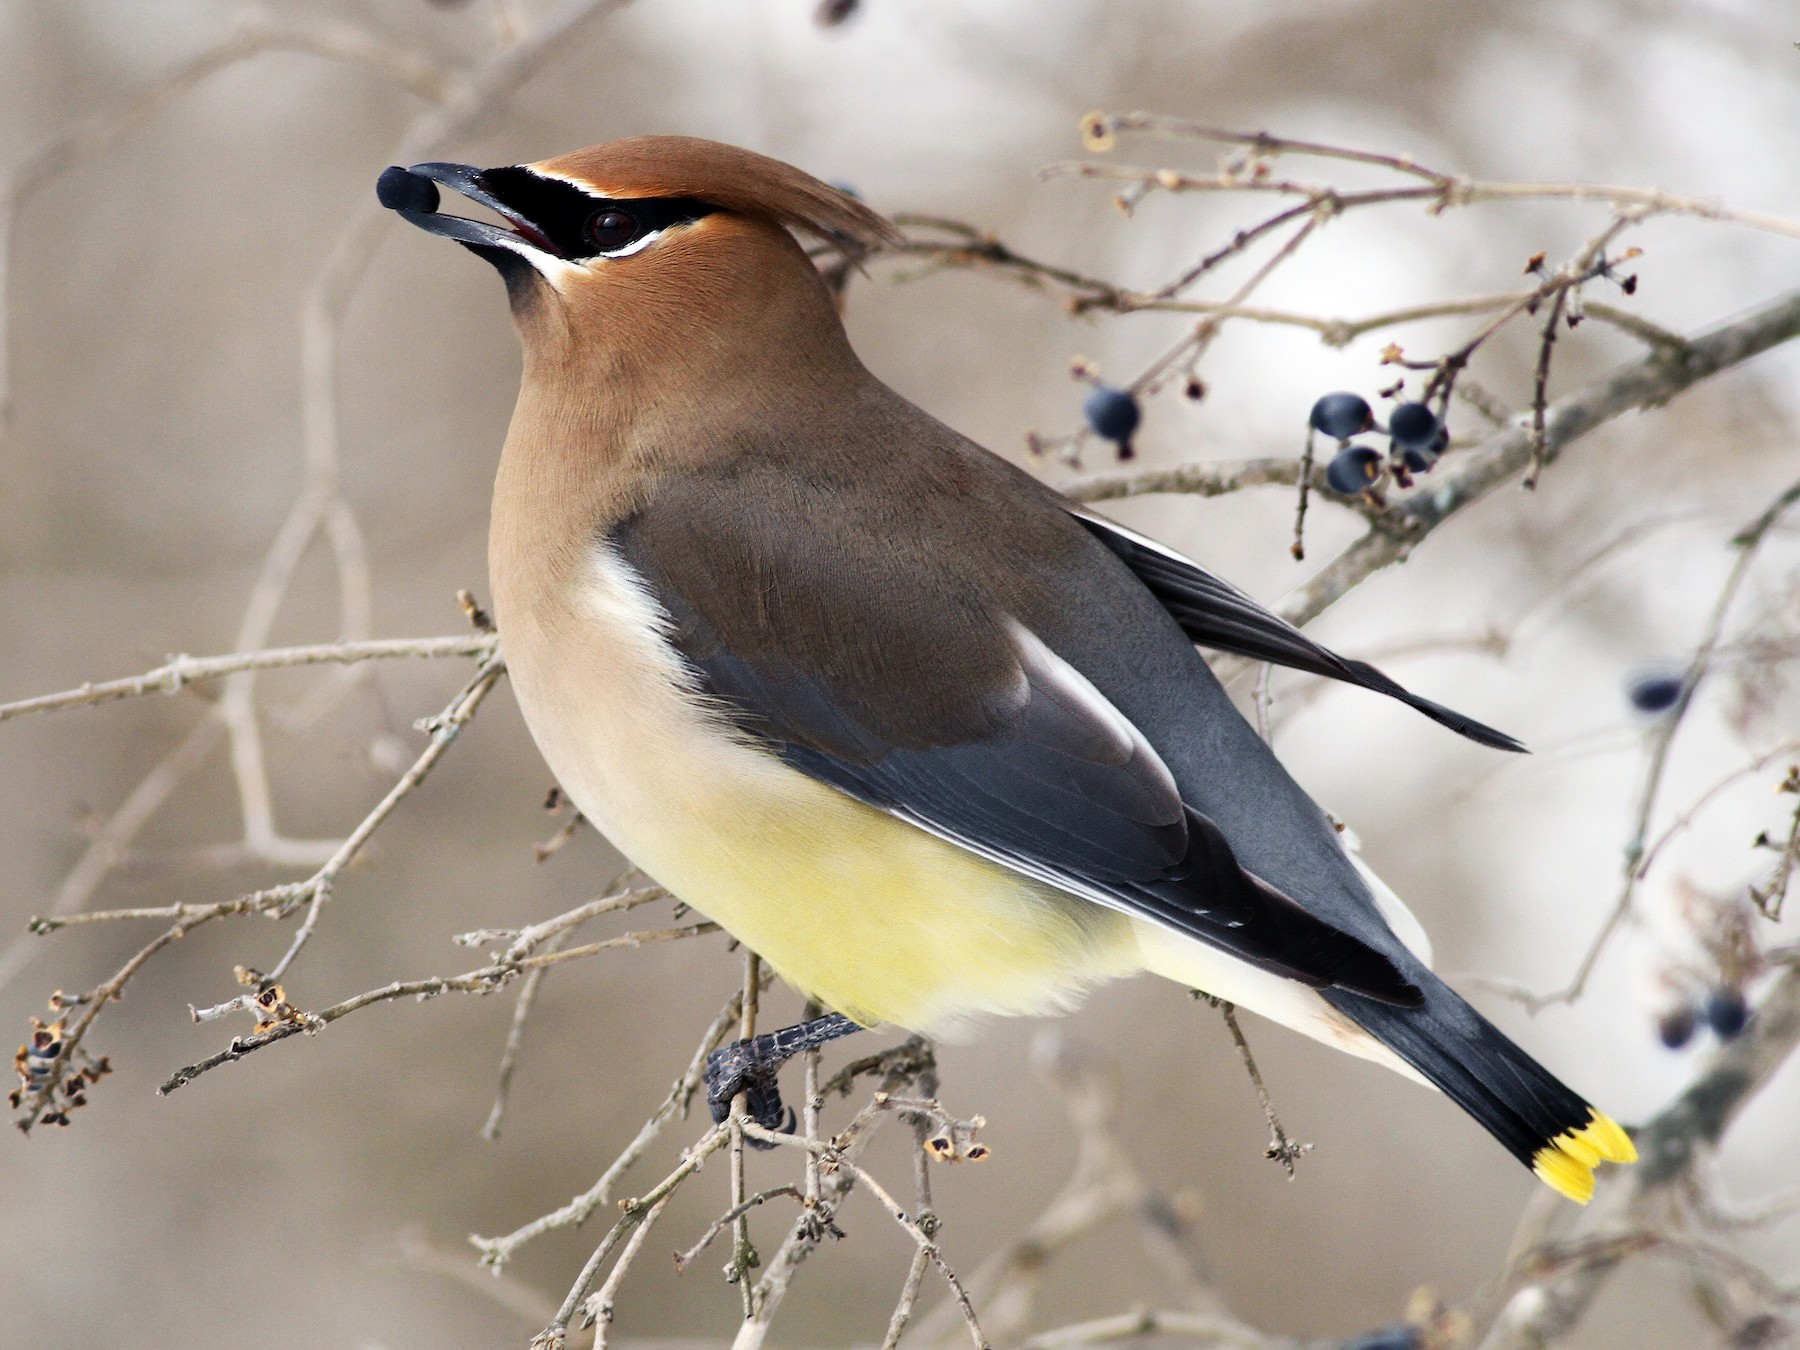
xmin=379 ymin=136 xmax=900 ymax=375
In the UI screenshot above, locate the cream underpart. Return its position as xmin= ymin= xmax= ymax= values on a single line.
xmin=1131 ymin=922 xmax=1429 ymax=1084
xmin=506 ymin=543 xmax=1141 ymax=1033
xmin=510 ymin=542 xmax=1426 ymax=1082
xmin=1350 ymin=851 xmax=1433 ymax=966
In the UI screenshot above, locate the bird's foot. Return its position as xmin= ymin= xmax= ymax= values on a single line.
xmin=705 ymin=1039 xmax=793 ymax=1137
xmin=704 ymin=1012 xmax=863 ymax=1145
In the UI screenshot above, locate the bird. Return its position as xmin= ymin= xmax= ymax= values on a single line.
xmin=378 ymin=136 xmax=1635 ymax=1203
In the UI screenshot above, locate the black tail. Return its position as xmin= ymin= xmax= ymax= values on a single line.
xmin=1324 ymin=974 xmax=1635 ymax=1202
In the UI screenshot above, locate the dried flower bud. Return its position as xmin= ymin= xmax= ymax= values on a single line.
xmin=1079 ymin=111 xmax=1117 ymax=153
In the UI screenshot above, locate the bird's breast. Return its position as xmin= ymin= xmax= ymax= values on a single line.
xmin=489 ymin=537 xmax=1137 ymax=1033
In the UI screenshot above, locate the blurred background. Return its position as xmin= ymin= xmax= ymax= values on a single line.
xmin=2 ymin=1 xmax=1798 ymax=1346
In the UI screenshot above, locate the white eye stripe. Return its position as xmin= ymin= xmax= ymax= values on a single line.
xmin=596 ymin=226 xmax=669 ymax=259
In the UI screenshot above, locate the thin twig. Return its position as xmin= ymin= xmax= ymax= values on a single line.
xmin=675 ymin=1186 xmax=804 ymax=1274
xmin=481 ymin=926 xmax=569 ymax=1142
xmin=1525 ymin=285 xmax=1571 ymax=489
xmin=157 ymin=920 xmax=722 ymax=1096
xmin=1218 ymin=1003 xmax=1310 ymax=1178
xmin=914 ymin=1032 xmax=1220 ymax=1348
xmin=880 ymin=1056 xmax=942 ymax=1350
xmin=0 ymin=635 xmax=495 ymax=724
xmin=740 ymin=1122 xmax=990 ymax=1349
xmin=263 ymin=656 xmax=506 ymax=984
xmin=474 ymin=983 xmax=764 ymax=1270
xmin=1020 ymin=1308 xmax=1291 ymax=1350
xmin=1058 ymin=112 xmax=1800 ymax=243
xmin=531 ymin=1126 xmax=732 ymax=1350
xmin=1292 ymin=429 xmax=1317 ymax=560
xmin=1497 ymin=473 xmax=1800 ymax=1010
xmin=738 ymin=1041 xmax=936 ymax=1348
xmin=1473 ymin=962 xmax=1800 ymax=1348
xmin=729 ymin=952 xmax=764 ymax=1314
xmin=15 ymin=913 xmax=219 ymax=1131
xmin=586 ymin=1194 xmax=673 ymax=1347
xmin=11 ymin=659 xmax=508 ymax=1126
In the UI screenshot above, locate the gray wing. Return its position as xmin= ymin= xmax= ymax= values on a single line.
xmin=614 ymin=471 xmax=1422 ymax=1006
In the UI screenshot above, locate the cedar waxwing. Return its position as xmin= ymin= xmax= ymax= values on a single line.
xmin=377 ymin=137 xmax=1635 ymax=1203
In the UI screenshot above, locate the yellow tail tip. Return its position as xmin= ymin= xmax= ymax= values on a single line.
xmin=1532 ymin=1110 xmax=1637 ymax=1204
xmin=1533 ymin=1149 xmax=1595 ymax=1204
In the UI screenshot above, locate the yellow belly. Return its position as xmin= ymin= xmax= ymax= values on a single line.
xmin=612 ymin=759 xmax=1136 ymax=1031
xmin=496 ymin=544 xmax=1139 ymax=1034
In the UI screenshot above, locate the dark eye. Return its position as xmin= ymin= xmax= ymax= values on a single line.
xmin=586 ymin=208 xmax=642 ymax=252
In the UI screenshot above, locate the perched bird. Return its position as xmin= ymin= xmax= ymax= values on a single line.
xmin=381 ymin=137 xmax=1634 ymax=1202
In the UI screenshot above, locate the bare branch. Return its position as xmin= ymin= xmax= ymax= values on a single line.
xmin=14 ymin=913 xmax=217 ymax=1131
xmin=880 ymin=1052 xmax=942 ymax=1350
xmin=738 ymin=1041 xmax=937 ymax=1347
xmin=1064 ymin=456 xmax=1306 ymax=504
xmin=673 ymin=1185 xmax=804 ymax=1274
xmin=741 ymin=1121 xmax=991 ymax=1349
xmin=729 ymin=951 xmax=764 ymax=1316
xmin=1020 ymin=1308 xmax=1295 ymax=1350
xmin=480 ymin=927 xmax=569 ymax=1143
xmin=155 ymin=917 xmax=720 ymax=1097
xmin=1218 ymin=1002 xmax=1311 ymax=1178
xmin=0 ymin=635 xmax=496 ymax=724
xmin=1268 ymin=290 xmax=1800 ymax=634
xmin=473 ymin=982 xmax=764 ymax=1270
xmin=531 ymin=1125 xmax=732 ymax=1350
xmin=263 ymin=656 xmax=506 ymax=983
xmin=585 ymin=1193 xmax=673 ymax=1347
xmin=1061 ymin=112 xmax=1800 ymax=244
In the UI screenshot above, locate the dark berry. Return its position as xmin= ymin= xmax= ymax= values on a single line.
xmin=1704 ymin=988 xmax=1749 ymax=1039
xmin=1626 ymin=670 xmax=1684 ymax=714
xmin=1342 ymin=1327 xmax=1419 ymax=1350
xmin=1309 ymin=392 xmax=1373 ymax=440
xmin=1657 ymin=1004 xmax=1698 ymax=1049
xmin=1387 ymin=401 xmax=1440 ymax=450
xmin=376 ymin=165 xmax=440 ymax=214
xmin=1399 ymin=441 xmax=1438 ymax=473
xmin=1084 ymin=385 xmax=1141 ymax=448
xmin=1326 ymin=445 xmax=1383 ymax=494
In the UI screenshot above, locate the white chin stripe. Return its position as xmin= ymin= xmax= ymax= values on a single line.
xmin=504 ymin=225 xmax=673 ymax=292
xmin=502 ymin=242 xmax=587 ymax=289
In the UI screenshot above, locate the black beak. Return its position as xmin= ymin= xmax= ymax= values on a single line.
xmin=376 ymin=162 xmax=562 ymax=257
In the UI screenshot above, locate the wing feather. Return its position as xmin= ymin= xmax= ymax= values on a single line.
xmin=617 ymin=509 xmax=1421 ymax=1007
xmin=1072 ymin=510 xmax=1526 ymax=754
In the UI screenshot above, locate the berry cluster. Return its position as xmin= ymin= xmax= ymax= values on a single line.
xmin=1308 ymin=392 xmax=1449 ymax=496
xmin=1649 ymin=878 xmax=1762 ymax=1053
xmin=1657 ymin=987 xmax=1750 ymax=1049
